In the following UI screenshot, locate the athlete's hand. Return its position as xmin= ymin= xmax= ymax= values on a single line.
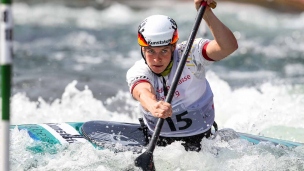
xmin=194 ymin=0 xmax=216 ymax=11
xmin=150 ymin=101 xmax=172 ymax=119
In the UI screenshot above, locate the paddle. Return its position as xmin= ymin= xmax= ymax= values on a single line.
xmin=134 ymin=1 xmax=216 ymax=170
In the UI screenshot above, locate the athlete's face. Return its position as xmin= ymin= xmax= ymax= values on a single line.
xmin=142 ymin=45 xmax=175 ymax=74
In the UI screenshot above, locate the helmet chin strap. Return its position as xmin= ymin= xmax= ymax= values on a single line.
xmin=141 ymin=47 xmax=174 ymax=77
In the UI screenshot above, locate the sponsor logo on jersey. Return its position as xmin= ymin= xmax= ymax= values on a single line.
xmin=178 ymin=75 xmax=191 ymax=85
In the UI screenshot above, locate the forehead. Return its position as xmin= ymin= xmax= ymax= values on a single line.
xmin=144 ymin=45 xmax=171 ymax=51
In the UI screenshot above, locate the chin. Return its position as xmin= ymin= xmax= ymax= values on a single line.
xmin=151 ymin=68 xmax=163 ymax=74
xmin=153 ymin=71 xmax=162 ymax=74
xmin=155 ymin=70 xmax=165 ymax=74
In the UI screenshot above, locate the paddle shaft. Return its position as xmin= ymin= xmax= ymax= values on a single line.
xmin=145 ymin=1 xmax=208 ymax=154
xmin=135 ymin=2 xmax=209 ymax=170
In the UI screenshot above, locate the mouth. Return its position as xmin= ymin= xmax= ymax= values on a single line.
xmin=153 ymin=65 xmax=163 ymax=68
xmin=151 ymin=65 xmax=164 ymax=73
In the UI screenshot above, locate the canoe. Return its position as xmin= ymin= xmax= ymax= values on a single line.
xmin=10 ymin=120 xmax=303 ymax=154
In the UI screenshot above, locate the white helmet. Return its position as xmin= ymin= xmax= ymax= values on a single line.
xmin=138 ymin=15 xmax=179 ymax=47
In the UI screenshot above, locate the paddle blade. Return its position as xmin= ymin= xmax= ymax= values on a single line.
xmin=134 ymin=151 xmax=155 ymax=171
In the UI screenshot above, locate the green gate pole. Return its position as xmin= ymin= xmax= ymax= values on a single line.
xmin=1 ymin=0 xmax=12 ymax=170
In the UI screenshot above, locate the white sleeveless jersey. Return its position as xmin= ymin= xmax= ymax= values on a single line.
xmin=127 ymin=38 xmax=215 ymax=137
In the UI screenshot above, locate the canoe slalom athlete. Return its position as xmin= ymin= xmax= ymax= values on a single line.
xmin=127 ymin=0 xmax=238 ymax=151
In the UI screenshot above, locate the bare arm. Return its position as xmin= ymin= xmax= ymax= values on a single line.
xmin=132 ymin=82 xmax=172 ymax=119
xmin=195 ymin=0 xmax=238 ymax=61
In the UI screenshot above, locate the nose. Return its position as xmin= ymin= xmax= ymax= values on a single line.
xmin=154 ymin=54 xmax=162 ymax=62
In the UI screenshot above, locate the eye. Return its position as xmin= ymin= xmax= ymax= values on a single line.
xmin=145 ymin=49 xmax=154 ymax=54
xmin=147 ymin=49 xmax=155 ymax=54
xmin=161 ymin=49 xmax=169 ymax=54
